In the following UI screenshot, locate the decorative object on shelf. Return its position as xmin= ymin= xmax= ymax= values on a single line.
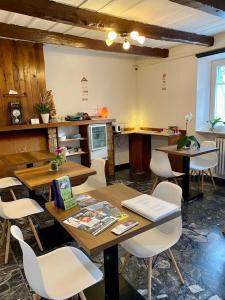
xmin=105 ymin=30 xmax=145 ymax=51
xmin=34 ymin=102 xmax=50 ymax=124
xmin=41 ymin=90 xmax=57 ymax=119
xmin=50 ymin=147 xmax=66 ymax=171
xmin=9 ymin=102 xmax=23 ymax=124
xmin=99 ymin=106 xmax=109 ymax=118
xmin=177 ymin=112 xmax=200 ymax=150
xmin=168 ymin=126 xmax=180 ymax=135
xmin=207 ymin=117 xmax=225 ymax=132
xmin=83 ymin=112 xmax=91 ymax=120
xmin=65 ymin=113 xmax=83 ymax=121
xmin=81 ymin=77 xmax=88 ymax=101
xmin=30 ymin=118 xmax=40 ymax=125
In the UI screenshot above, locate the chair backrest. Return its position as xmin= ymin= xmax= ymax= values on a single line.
xmin=152 ymin=182 xmax=182 ymax=237
xmin=150 ymin=150 xmax=174 ymax=178
xmin=10 ymin=225 xmax=48 ymax=299
xmin=87 ymin=158 xmax=107 ymax=188
xmin=199 ymin=140 xmax=218 ymax=165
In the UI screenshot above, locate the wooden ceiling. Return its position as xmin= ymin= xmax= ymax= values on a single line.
xmin=0 ymin=0 xmax=224 ymax=57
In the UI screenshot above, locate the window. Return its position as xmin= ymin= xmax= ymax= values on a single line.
xmin=211 ymin=59 xmax=225 ymax=121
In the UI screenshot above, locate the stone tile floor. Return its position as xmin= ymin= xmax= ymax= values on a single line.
xmin=0 ymin=169 xmax=225 ymax=300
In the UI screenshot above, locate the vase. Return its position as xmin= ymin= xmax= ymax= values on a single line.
xmin=41 ymin=113 xmax=49 ymax=124
xmin=50 ymin=161 xmax=59 ymax=171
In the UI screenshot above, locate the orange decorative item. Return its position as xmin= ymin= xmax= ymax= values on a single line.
xmin=99 ymin=106 xmax=109 ymax=118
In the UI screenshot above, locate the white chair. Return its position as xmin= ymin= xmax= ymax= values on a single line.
xmin=190 ymin=141 xmax=218 ymax=191
xmin=150 ymin=150 xmax=184 ymax=192
xmin=72 ymin=158 xmax=106 ymax=195
xmin=0 ymin=177 xmax=22 ymax=201
xmin=120 ymin=182 xmax=184 ymax=300
xmin=11 ymin=225 xmax=103 ymax=300
xmin=0 ymin=197 xmax=44 ymax=264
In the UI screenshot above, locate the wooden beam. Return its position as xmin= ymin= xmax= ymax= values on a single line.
xmin=169 ymin=0 xmax=225 ymax=18
xmin=0 ymin=0 xmax=214 ymax=46
xmin=0 ymin=23 xmax=169 ymax=58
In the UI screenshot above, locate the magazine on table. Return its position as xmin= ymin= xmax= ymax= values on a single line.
xmin=64 ymin=207 xmax=117 ymax=236
xmin=122 ymin=194 xmax=179 ymax=222
xmin=75 ymin=194 xmax=98 ymax=207
xmin=64 ymin=200 xmax=129 ymax=235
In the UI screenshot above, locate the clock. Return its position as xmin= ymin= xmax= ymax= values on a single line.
xmin=9 ymin=102 xmax=23 ymax=124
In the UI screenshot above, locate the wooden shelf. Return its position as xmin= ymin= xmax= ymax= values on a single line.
xmin=0 ymin=118 xmax=116 ymax=132
xmin=66 ymin=151 xmax=87 ymax=157
xmin=3 ymin=93 xmax=27 ymax=98
xmin=59 ymin=137 xmax=87 ymax=142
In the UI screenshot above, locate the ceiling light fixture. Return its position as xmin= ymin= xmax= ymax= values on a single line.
xmin=130 ymin=31 xmax=139 ymax=40
xmin=123 ymin=38 xmax=130 ymax=50
xmin=137 ymin=35 xmax=145 ymax=45
xmin=108 ymin=31 xmax=117 ymax=41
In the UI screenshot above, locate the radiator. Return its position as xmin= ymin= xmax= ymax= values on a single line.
xmin=215 ymin=137 xmax=225 ymax=175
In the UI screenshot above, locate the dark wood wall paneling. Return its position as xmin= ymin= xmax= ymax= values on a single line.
xmin=0 ymin=39 xmax=46 ymax=126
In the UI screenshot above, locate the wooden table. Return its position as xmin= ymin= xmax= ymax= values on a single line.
xmin=46 ymin=183 xmax=181 ymax=300
xmin=0 ymin=150 xmax=55 ymax=168
xmin=14 ymin=161 xmax=96 ymax=190
xmin=156 ymin=145 xmax=219 ymax=201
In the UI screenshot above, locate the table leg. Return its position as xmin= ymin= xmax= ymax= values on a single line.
xmin=182 ymin=156 xmax=190 ymax=199
xmin=182 ymin=156 xmax=203 ymax=202
xmin=104 ymin=245 xmax=119 ymax=300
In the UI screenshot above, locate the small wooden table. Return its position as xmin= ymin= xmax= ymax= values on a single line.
xmin=46 ymin=183 xmax=181 ymax=300
xmin=156 ymin=145 xmax=219 ymax=201
xmin=0 ymin=150 xmax=55 ymax=168
xmin=14 ymin=161 xmax=96 ymax=190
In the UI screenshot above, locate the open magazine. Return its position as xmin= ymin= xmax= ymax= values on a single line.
xmin=64 ymin=200 xmax=128 ymax=235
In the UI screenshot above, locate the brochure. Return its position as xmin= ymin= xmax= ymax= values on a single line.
xmin=75 ymin=194 xmax=98 ymax=207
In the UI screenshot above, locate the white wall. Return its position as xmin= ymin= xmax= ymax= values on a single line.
xmin=44 ymin=45 xmax=138 ymax=165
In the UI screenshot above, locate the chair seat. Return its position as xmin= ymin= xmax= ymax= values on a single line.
xmin=38 ymin=246 xmax=103 ymax=300
xmin=2 ymin=198 xmax=43 ymax=219
xmin=121 ymin=226 xmax=179 ymax=258
xmin=190 ymin=159 xmax=217 ymax=171
xmin=0 ymin=177 xmax=22 ymax=189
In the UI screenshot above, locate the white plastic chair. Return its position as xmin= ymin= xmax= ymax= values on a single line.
xmin=0 ymin=197 xmax=44 ymax=264
xmin=120 ymin=182 xmax=184 ymax=300
xmin=11 ymin=225 xmax=103 ymax=300
xmin=72 ymin=158 xmax=107 ymax=195
xmin=150 ymin=150 xmax=184 ymax=192
xmin=0 ymin=177 xmax=22 ymax=201
xmin=190 ymin=141 xmax=218 ymax=191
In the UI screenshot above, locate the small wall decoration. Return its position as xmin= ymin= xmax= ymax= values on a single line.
xmin=81 ymin=76 xmax=88 ymax=101
xmin=9 ymin=102 xmax=23 ymax=124
xmin=162 ymin=73 xmax=167 ymax=91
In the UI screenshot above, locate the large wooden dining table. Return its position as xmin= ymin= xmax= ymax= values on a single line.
xmin=46 ymin=183 xmax=181 ymax=300
xmin=156 ymin=145 xmax=219 ymax=201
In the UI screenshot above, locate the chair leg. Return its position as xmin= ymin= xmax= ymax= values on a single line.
xmin=79 ymin=291 xmax=87 ymax=300
xmin=0 ymin=219 xmax=7 ymax=247
xmin=48 ymin=187 xmax=52 ymax=202
xmin=120 ymin=252 xmax=131 ymax=274
xmin=167 ymin=249 xmax=184 ymax=285
xmin=9 ymin=188 xmax=17 ymax=201
xmin=208 ymin=168 xmax=216 ymax=190
xmin=201 ymin=171 xmax=204 ymax=192
xmin=148 ymin=257 xmax=153 ymax=300
xmin=5 ymin=221 xmax=11 ymax=264
xmin=151 ymin=177 xmax=159 ymax=193
xmin=28 ymin=217 xmax=43 ymax=251
xmin=32 ymin=294 xmax=41 ymax=300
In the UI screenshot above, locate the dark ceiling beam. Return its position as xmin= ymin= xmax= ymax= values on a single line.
xmin=0 ymin=0 xmax=214 ymax=46
xmin=169 ymin=0 xmax=225 ymax=18
xmin=0 ymin=22 xmax=169 ymax=58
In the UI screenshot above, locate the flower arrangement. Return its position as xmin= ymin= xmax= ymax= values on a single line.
xmin=50 ymin=147 xmax=66 ymax=171
xmin=177 ymin=112 xmax=200 ymax=150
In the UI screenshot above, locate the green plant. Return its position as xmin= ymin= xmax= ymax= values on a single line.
xmin=207 ymin=117 xmax=224 ymax=131
xmin=34 ymin=102 xmax=49 ymax=114
xmin=177 ymin=135 xmax=200 ymax=150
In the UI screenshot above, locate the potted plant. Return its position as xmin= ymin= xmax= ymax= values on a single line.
xmin=34 ymin=102 xmax=50 ymax=124
xmin=207 ymin=117 xmax=225 ymax=132
xmin=50 ymin=147 xmax=66 ymax=171
xmin=177 ymin=112 xmax=200 ymax=150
